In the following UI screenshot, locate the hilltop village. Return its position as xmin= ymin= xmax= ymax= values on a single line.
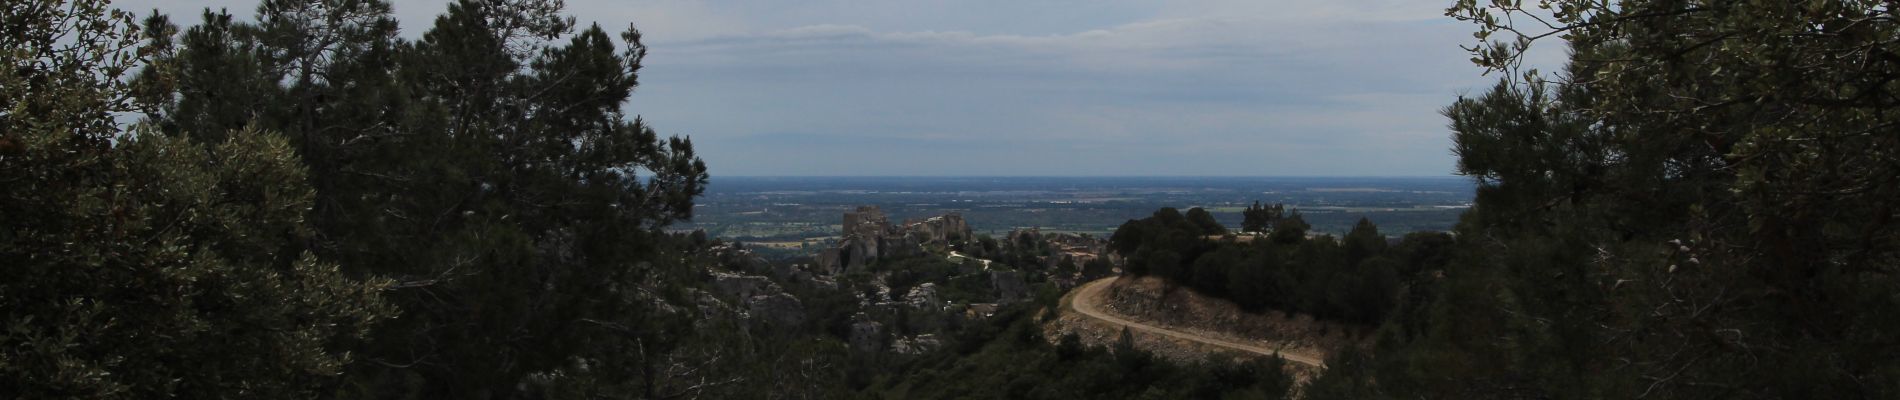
xmin=697 ymin=206 xmax=1120 ymax=355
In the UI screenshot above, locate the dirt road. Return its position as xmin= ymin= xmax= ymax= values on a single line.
xmin=1066 ymin=277 xmax=1328 ymax=368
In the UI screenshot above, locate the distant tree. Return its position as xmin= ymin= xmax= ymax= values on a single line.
xmin=1188 ymin=246 xmax=1244 ymax=297
xmin=1268 ymin=210 xmax=1310 ymax=244
xmin=1146 ymin=248 xmax=1185 ymax=283
xmin=1109 ymin=219 xmax=1149 ymax=255
xmin=978 ymin=235 xmax=1001 ymax=257
xmin=1341 ymin=217 xmax=1386 ymax=266
xmin=1081 ymin=257 xmax=1115 ymax=280
xmin=1112 ymin=205 xmax=1412 ymax=325
xmin=689 ymin=229 xmax=711 ymax=247
xmin=1344 ymin=256 xmax=1400 ymax=324
xmin=1287 ymin=236 xmax=1342 ymax=317
xmin=1224 ymin=248 xmax=1288 ymax=312
xmin=1392 ymin=231 xmax=1454 ymax=278
xmin=1185 ymin=207 xmax=1228 ymax=235
xmin=1240 ymin=201 xmax=1285 ymax=233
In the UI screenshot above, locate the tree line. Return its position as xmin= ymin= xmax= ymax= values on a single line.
xmin=1108 ymin=207 xmax=1453 ymax=325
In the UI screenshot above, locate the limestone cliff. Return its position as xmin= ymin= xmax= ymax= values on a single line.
xmin=815 ymin=206 xmax=965 ymax=274
xmin=903 ymin=213 xmax=972 ymax=246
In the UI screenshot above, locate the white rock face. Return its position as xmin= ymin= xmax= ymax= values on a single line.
xmin=904 ymin=283 xmax=941 ymax=310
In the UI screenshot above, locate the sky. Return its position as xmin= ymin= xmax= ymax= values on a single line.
xmin=113 ymin=0 xmax=1548 ymax=177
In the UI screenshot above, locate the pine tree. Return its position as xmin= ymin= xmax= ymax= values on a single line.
xmin=1185 ymin=207 xmax=1228 ymax=236
xmin=134 ymin=0 xmax=710 ymax=397
xmin=1349 ymin=1 xmax=1900 ymax=397
xmin=1342 ymin=217 xmax=1386 ymax=266
xmin=1268 ymin=210 xmax=1309 ymax=244
xmin=2 ymin=2 xmax=390 ymax=397
xmin=1240 ymin=201 xmax=1285 ymax=234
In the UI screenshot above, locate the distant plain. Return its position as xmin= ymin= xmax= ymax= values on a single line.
xmin=684 ymin=176 xmax=1474 ymax=255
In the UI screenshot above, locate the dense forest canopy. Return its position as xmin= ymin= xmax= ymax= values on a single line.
xmin=1360 ymin=0 xmax=1900 ymax=397
xmin=1107 ymin=207 xmax=1436 ymax=325
xmin=5 ymin=0 xmax=711 ymax=397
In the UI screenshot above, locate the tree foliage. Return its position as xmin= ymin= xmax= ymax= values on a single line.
xmin=1110 ymin=208 xmax=1419 ymax=325
xmin=7 ymin=0 xmax=715 ymax=397
xmin=129 ymin=0 xmax=712 ymax=396
xmin=1240 ymin=201 xmax=1285 ymax=233
xmin=2 ymin=1 xmax=389 ymax=397
xmin=1315 ymin=1 xmax=1900 ymax=397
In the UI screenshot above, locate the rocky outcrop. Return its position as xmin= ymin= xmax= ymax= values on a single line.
xmin=843 ymin=206 xmax=891 ymax=240
xmin=667 ymin=288 xmax=734 ymax=323
xmin=904 ymin=283 xmax=942 ymax=310
xmin=711 ymin=243 xmax=775 ymax=276
xmin=1006 ymin=228 xmax=1042 ymax=247
xmin=814 ymin=206 xmax=961 ymax=275
xmin=815 ymin=248 xmax=843 ymax=275
xmin=816 ymin=206 xmax=896 ymax=274
xmin=1047 ymin=232 xmax=1111 ymax=268
xmin=1000 ymin=228 xmax=1117 ymax=277
xmin=711 ymin=272 xmax=777 ymax=300
xmin=965 ymin=303 xmax=1000 ymax=319
xmin=890 ymin=334 xmax=942 ymax=355
xmin=903 ymin=213 xmax=972 ymax=246
xmin=708 ymin=272 xmax=809 ymax=330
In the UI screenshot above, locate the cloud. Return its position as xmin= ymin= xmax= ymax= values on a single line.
xmin=619 ymin=11 xmax=1495 ymax=176
xmin=110 ymin=0 xmax=1507 ymax=176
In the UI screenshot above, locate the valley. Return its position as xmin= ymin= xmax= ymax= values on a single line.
xmin=684 ymin=176 xmax=1473 ymax=259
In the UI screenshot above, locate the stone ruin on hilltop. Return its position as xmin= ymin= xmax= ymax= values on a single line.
xmin=814 ymin=206 xmax=973 ymax=274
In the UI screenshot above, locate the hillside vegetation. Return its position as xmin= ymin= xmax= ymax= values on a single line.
xmin=1110 ymin=207 xmax=1450 ymax=326
xmin=8 ymin=0 xmax=1900 ymax=399
xmin=1309 ymin=1 xmax=1900 ymax=397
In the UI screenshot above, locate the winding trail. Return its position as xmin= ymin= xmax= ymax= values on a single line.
xmin=1066 ymin=277 xmax=1327 ymax=368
